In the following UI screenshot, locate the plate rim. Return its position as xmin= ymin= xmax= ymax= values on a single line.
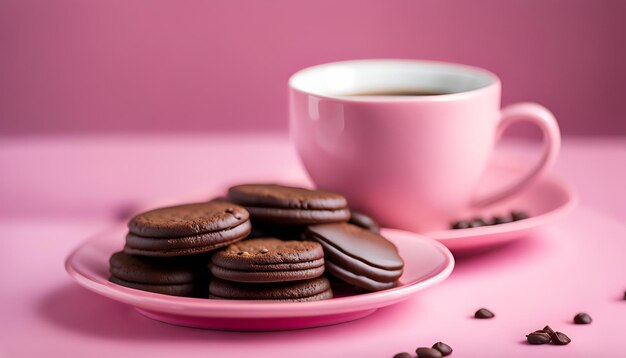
xmin=65 ymin=227 xmax=455 ymax=319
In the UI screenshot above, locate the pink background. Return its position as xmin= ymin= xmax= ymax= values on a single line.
xmin=3 ymin=2 xmax=625 ymax=355
xmin=2 ymin=135 xmax=626 ymax=357
xmin=1 ymin=0 xmax=625 ymax=136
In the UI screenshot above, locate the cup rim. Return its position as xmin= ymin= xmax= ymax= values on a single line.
xmin=288 ymin=59 xmax=500 ymax=102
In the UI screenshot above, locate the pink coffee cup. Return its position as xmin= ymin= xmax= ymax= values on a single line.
xmin=289 ymin=59 xmax=560 ymax=232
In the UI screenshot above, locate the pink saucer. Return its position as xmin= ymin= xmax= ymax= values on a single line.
xmin=425 ymin=162 xmax=578 ymax=251
xmin=65 ymin=226 xmax=454 ymax=331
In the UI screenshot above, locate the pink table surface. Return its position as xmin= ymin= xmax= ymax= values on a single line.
xmin=2 ymin=134 xmax=626 ymax=357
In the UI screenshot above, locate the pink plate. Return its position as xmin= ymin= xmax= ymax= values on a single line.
xmin=425 ymin=161 xmax=578 ymax=252
xmin=65 ymin=226 xmax=454 ymax=331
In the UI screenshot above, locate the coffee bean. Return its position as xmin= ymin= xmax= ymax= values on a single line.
xmin=416 ymin=347 xmax=442 ymax=358
xmin=490 ymin=215 xmax=512 ymax=225
xmin=542 ymin=325 xmax=555 ymax=336
xmin=623 ymin=290 xmax=626 ymax=300
xmin=511 ymin=210 xmax=529 ymax=221
xmin=550 ymin=331 xmax=571 ymax=345
xmin=474 ymin=308 xmax=495 ymax=319
xmin=432 ymin=342 xmax=453 ymax=356
xmin=451 ymin=220 xmax=470 ymax=229
xmin=393 ymin=353 xmax=412 ymax=358
xmin=453 ymin=212 xmax=529 ymax=228
xmin=469 ymin=218 xmax=487 ymax=228
xmin=526 ymin=331 xmax=551 ymax=345
xmin=574 ymin=312 xmax=592 ymax=324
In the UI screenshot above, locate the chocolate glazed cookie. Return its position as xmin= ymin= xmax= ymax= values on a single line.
xmin=124 ymin=201 xmax=251 ymax=257
xmin=304 ymin=223 xmax=404 ymax=291
xmin=210 ymin=238 xmax=325 ymax=283
xmin=348 ymin=210 xmax=380 ymax=233
xmin=227 ymin=184 xmax=351 ymax=225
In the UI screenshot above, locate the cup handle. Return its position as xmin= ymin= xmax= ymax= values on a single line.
xmin=471 ymin=102 xmax=561 ymax=207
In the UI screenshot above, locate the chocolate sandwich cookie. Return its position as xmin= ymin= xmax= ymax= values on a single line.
xmin=109 ymin=251 xmax=198 ymax=296
xmin=209 ymin=276 xmax=333 ymax=302
xmin=248 ymin=225 xmax=305 ymax=240
xmin=124 ymin=201 xmax=251 ymax=257
xmin=304 ymin=223 xmax=404 ymax=291
xmin=227 ymin=184 xmax=350 ymax=225
xmin=210 ymin=238 xmax=325 ymax=283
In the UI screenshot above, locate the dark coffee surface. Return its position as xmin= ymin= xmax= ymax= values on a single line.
xmin=344 ymin=89 xmax=450 ymax=96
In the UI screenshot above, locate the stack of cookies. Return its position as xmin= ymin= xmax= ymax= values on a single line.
xmin=209 ymin=238 xmax=332 ymax=302
xmin=109 ymin=183 xmax=405 ymax=301
xmin=110 ymin=201 xmax=252 ymax=297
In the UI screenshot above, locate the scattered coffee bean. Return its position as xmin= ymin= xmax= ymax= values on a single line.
xmin=474 ymin=308 xmax=495 ymax=319
xmin=490 ymin=215 xmax=512 ymax=225
xmin=393 ymin=353 xmax=412 ymax=358
xmin=469 ymin=218 xmax=487 ymax=228
xmin=526 ymin=331 xmax=551 ymax=345
xmin=432 ymin=342 xmax=453 ymax=356
xmin=511 ymin=210 xmax=529 ymax=221
xmin=574 ymin=312 xmax=592 ymax=324
xmin=451 ymin=220 xmax=470 ymax=229
xmin=416 ymin=347 xmax=443 ymax=358
xmin=542 ymin=325 xmax=555 ymax=336
xmin=550 ymin=331 xmax=571 ymax=345
xmin=623 ymin=290 xmax=626 ymax=300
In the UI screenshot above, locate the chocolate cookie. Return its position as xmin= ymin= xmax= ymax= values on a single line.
xmin=304 ymin=223 xmax=404 ymax=291
xmin=124 ymin=202 xmax=251 ymax=257
xmin=109 ymin=251 xmax=198 ymax=296
xmin=248 ymin=225 xmax=305 ymax=240
xmin=349 ymin=210 xmax=380 ymax=233
xmin=210 ymin=238 xmax=325 ymax=283
xmin=227 ymin=184 xmax=350 ymax=225
xmin=209 ymin=276 xmax=333 ymax=302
